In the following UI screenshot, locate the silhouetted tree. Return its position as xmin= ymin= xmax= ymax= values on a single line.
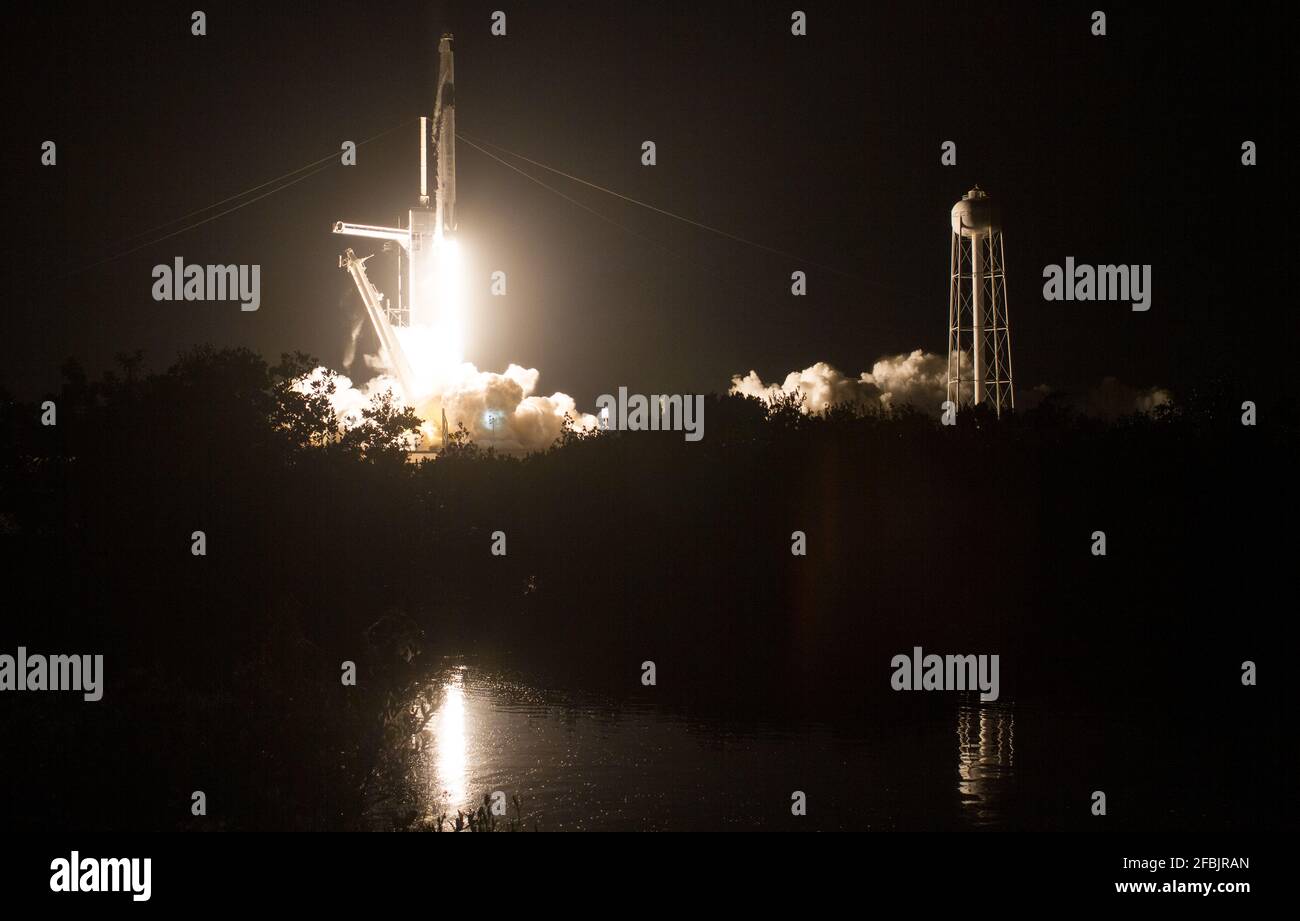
xmin=339 ymin=389 xmax=423 ymax=464
xmin=271 ymin=351 xmax=342 ymax=453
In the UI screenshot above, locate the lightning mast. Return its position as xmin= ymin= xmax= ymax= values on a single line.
xmin=333 ymin=33 xmax=459 ymax=395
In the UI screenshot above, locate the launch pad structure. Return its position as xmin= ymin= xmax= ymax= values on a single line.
xmin=334 ymin=33 xmax=459 ymax=399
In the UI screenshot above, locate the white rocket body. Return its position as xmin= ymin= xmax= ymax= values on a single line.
xmin=407 ymin=34 xmax=457 ymax=329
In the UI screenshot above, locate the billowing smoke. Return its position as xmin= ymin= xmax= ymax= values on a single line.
xmin=730 ymin=362 xmax=878 ymax=411
xmin=407 ymin=361 xmax=597 ymax=453
xmin=314 ymin=360 xmax=596 ymax=455
xmin=1081 ymin=376 xmax=1172 ymax=419
xmin=868 ymin=350 xmax=953 ymax=409
xmin=1012 ymin=377 xmax=1172 ymax=417
xmin=732 ymin=354 xmax=1171 ymax=419
xmin=730 ymin=350 xmax=951 ymax=412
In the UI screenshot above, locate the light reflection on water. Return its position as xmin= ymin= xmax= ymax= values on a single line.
xmin=427 ymin=668 xmax=469 ymax=810
xmin=371 ymin=664 xmax=1021 ymax=831
xmin=956 ymin=701 xmax=1015 ymax=827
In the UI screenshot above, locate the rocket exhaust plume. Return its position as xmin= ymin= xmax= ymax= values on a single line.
xmin=308 ymin=361 xmax=596 ymax=455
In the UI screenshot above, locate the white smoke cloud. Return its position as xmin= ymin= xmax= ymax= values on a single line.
xmin=341 ymin=314 xmax=365 ymax=373
xmin=868 ymin=350 xmax=952 ymax=410
xmin=1081 ymin=376 xmax=1172 ymax=419
xmin=730 ymin=350 xmax=951 ymax=413
xmin=732 ymin=355 xmax=1171 ymax=420
xmin=294 ymin=367 xmax=371 ymax=428
xmin=312 ymin=360 xmax=596 ymax=455
xmin=729 ymin=362 xmax=878 ymax=411
xmin=418 ymin=361 xmax=597 ymax=453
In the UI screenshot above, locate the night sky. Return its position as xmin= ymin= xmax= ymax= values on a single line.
xmin=3 ymin=1 xmax=1285 ymax=406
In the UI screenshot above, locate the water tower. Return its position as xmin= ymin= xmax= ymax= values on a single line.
xmin=947 ymin=186 xmax=1014 ymax=415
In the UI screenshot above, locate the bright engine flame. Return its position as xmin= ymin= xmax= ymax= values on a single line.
xmin=398 ymin=236 xmax=468 ymax=399
xmin=434 ymin=238 xmax=466 ymax=368
xmin=347 ymin=235 xmax=598 ymax=453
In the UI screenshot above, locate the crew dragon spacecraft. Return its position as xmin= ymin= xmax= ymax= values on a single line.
xmin=333 ymin=33 xmax=459 ymax=399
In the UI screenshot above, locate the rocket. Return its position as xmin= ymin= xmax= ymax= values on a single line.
xmin=431 ymin=33 xmax=456 ymax=234
xmin=332 ymin=33 xmax=459 ymax=379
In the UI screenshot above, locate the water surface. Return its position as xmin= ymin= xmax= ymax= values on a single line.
xmin=365 ymin=663 xmax=1032 ymax=831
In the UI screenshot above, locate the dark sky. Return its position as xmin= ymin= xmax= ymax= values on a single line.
xmin=3 ymin=1 xmax=1286 ymax=405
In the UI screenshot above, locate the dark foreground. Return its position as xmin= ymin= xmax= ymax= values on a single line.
xmin=0 ymin=349 xmax=1291 ymax=830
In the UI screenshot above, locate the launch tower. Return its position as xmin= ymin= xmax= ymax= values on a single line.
xmin=333 ymin=33 xmax=459 ymax=397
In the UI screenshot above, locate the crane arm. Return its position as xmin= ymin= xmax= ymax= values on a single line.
xmin=333 ymin=221 xmax=411 ymax=250
xmin=338 ymin=248 xmax=417 ymax=398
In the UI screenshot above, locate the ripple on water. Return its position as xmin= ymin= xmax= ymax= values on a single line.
xmin=364 ymin=662 xmax=1024 ymax=831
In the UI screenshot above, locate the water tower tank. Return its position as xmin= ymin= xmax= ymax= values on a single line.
xmin=950 ymin=186 xmax=1001 ymax=237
